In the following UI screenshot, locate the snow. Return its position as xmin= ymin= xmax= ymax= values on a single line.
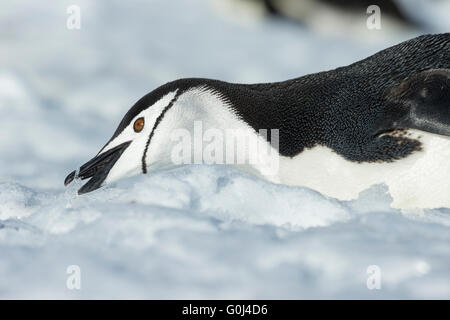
xmin=0 ymin=0 xmax=449 ymax=299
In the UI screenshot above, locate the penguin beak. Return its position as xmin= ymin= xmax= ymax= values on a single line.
xmin=64 ymin=141 xmax=132 ymax=195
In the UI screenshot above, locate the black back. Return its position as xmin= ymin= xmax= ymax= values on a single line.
xmin=215 ymin=33 xmax=450 ymax=161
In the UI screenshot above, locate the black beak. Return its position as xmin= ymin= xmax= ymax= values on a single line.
xmin=64 ymin=141 xmax=132 ymax=195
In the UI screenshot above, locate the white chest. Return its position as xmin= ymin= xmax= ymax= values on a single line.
xmin=277 ymin=131 xmax=450 ymax=209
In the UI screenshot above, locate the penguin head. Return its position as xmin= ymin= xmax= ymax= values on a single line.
xmin=384 ymin=69 xmax=450 ymax=137
xmin=64 ymin=79 xmax=211 ymax=194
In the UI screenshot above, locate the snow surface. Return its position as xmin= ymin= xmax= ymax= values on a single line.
xmin=0 ymin=0 xmax=449 ymax=299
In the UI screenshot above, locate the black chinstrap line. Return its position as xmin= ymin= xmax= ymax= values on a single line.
xmin=141 ymin=92 xmax=182 ymax=174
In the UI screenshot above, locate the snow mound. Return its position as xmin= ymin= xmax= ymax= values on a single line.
xmin=1 ymin=166 xmax=450 ymax=299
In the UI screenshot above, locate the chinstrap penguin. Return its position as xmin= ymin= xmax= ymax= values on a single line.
xmin=65 ymin=33 xmax=450 ymax=209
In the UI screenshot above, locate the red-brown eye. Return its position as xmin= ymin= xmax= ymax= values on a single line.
xmin=133 ymin=117 xmax=145 ymax=132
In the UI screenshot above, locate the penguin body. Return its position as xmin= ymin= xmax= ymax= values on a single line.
xmin=65 ymin=33 xmax=450 ymax=209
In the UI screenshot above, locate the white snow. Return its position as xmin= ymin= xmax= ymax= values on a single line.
xmin=0 ymin=0 xmax=449 ymax=299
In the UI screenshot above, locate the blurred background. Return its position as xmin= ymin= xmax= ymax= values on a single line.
xmin=1 ymin=0 xmax=449 ymax=191
xmin=1 ymin=0 xmax=450 ymax=299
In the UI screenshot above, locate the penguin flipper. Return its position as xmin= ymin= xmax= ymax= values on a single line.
xmin=385 ymin=69 xmax=450 ymax=137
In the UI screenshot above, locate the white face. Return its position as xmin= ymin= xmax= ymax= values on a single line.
xmin=100 ymin=90 xmax=178 ymax=185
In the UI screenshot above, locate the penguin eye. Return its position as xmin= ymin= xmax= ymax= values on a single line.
xmin=133 ymin=117 xmax=145 ymax=132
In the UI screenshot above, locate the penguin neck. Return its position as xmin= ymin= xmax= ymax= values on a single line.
xmin=210 ymin=75 xmax=330 ymax=157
